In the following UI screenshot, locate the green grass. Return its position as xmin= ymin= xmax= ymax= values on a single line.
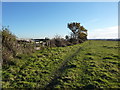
xmin=53 ymin=40 xmax=120 ymax=88
xmin=2 ymin=43 xmax=81 ymax=88
xmin=2 ymin=40 xmax=120 ymax=88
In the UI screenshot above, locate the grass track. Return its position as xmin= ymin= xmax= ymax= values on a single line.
xmin=45 ymin=43 xmax=89 ymax=88
xmin=2 ymin=40 xmax=120 ymax=88
xmin=51 ymin=40 xmax=120 ymax=88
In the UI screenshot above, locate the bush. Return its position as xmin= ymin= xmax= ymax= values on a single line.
xmin=2 ymin=27 xmax=35 ymax=64
xmin=50 ymin=35 xmax=67 ymax=47
xmin=2 ymin=28 xmax=19 ymax=64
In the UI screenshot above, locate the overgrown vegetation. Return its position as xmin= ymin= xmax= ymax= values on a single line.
xmin=2 ymin=42 xmax=81 ymax=88
xmin=2 ymin=23 xmax=119 ymax=88
xmin=2 ymin=40 xmax=120 ymax=88
xmin=2 ymin=27 xmax=35 ymax=64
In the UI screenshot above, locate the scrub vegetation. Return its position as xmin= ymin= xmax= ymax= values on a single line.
xmin=1 ymin=23 xmax=120 ymax=88
xmin=2 ymin=40 xmax=120 ymax=88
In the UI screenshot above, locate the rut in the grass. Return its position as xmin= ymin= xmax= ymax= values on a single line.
xmin=45 ymin=42 xmax=89 ymax=88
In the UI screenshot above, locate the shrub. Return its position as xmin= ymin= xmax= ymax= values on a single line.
xmin=2 ymin=27 xmax=35 ymax=64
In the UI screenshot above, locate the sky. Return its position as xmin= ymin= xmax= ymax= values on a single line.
xmin=2 ymin=2 xmax=118 ymax=39
xmin=2 ymin=0 xmax=119 ymax=2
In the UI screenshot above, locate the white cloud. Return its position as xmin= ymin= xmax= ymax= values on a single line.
xmin=88 ymin=26 xmax=118 ymax=39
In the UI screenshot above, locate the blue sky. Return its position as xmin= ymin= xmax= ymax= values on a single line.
xmin=2 ymin=2 xmax=118 ymax=39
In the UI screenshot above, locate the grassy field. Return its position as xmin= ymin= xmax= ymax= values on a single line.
xmin=2 ymin=40 xmax=120 ymax=88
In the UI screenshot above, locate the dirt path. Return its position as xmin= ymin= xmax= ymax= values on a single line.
xmin=45 ymin=41 xmax=89 ymax=88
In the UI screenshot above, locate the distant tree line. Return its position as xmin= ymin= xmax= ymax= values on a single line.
xmin=1 ymin=22 xmax=88 ymax=64
xmin=49 ymin=22 xmax=88 ymax=47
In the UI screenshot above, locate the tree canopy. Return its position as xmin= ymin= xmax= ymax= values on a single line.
xmin=67 ymin=22 xmax=88 ymax=41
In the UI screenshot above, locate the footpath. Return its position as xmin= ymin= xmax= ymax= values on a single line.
xmin=45 ymin=41 xmax=89 ymax=88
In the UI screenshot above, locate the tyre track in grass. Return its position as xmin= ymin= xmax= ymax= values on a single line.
xmin=45 ymin=41 xmax=90 ymax=88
